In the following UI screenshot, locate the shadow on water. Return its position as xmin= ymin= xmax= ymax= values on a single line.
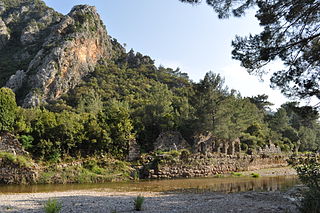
xmin=0 ymin=175 xmax=299 ymax=194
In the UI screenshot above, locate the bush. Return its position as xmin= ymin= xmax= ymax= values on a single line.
xmin=0 ymin=152 xmax=31 ymax=168
xmin=251 ymin=173 xmax=260 ymax=178
xmin=134 ymin=195 xmax=145 ymax=211
xmin=231 ymin=172 xmax=242 ymax=177
xmin=0 ymin=87 xmax=17 ymax=132
xmin=289 ymin=155 xmax=320 ymax=213
xmin=43 ymin=198 xmax=62 ymax=213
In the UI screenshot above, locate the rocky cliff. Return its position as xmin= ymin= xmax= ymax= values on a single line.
xmin=0 ymin=0 xmax=114 ymax=107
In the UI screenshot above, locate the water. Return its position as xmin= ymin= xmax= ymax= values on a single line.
xmin=0 ymin=175 xmax=299 ymax=194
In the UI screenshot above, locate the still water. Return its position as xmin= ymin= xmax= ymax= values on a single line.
xmin=0 ymin=175 xmax=299 ymax=194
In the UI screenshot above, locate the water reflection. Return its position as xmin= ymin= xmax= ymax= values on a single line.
xmin=0 ymin=175 xmax=299 ymax=194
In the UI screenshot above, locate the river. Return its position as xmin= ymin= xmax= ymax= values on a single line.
xmin=0 ymin=175 xmax=299 ymax=194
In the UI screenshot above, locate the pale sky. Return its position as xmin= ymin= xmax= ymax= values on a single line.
xmin=43 ymin=0 xmax=292 ymax=109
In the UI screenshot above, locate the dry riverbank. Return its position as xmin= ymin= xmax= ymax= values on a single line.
xmin=0 ymin=188 xmax=301 ymax=213
xmin=239 ymin=166 xmax=297 ymax=176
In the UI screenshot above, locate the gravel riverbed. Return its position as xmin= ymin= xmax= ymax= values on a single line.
xmin=0 ymin=189 xmax=301 ymax=213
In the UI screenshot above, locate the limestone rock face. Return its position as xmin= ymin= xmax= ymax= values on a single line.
xmin=1 ymin=1 xmax=113 ymax=107
xmin=0 ymin=17 xmax=10 ymax=49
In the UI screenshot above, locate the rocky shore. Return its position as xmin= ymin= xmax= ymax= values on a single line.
xmin=0 ymin=187 xmax=301 ymax=213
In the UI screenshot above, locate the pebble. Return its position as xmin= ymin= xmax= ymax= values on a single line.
xmin=0 ymin=188 xmax=300 ymax=213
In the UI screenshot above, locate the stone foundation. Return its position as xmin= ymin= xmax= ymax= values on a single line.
xmin=0 ymin=132 xmax=28 ymax=156
xmin=0 ymin=158 xmax=38 ymax=184
xmin=141 ymin=153 xmax=288 ymax=179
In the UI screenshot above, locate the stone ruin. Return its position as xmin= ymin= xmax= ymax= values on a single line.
xmin=153 ymin=131 xmax=284 ymax=156
xmin=128 ymin=139 xmax=140 ymax=161
xmin=154 ymin=131 xmax=191 ymax=151
xmin=257 ymin=141 xmax=282 ymax=155
xmin=0 ymin=132 xmax=38 ymax=184
xmin=193 ymin=132 xmax=241 ymax=155
xmin=0 ymin=132 xmax=28 ymax=156
xmin=153 ymin=131 xmax=241 ymax=156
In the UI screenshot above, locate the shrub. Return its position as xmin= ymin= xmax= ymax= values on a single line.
xmin=289 ymin=155 xmax=320 ymax=213
xmin=134 ymin=195 xmax=145 ymax=211
xmin=231 ymin=172 xmax=242 ymax=177
xmin=0 ymin=87 xmax=17 ymax=131
xmin=43 ymin=198 xmax=62 ymax=213
xmin=0 ymin=152 xmax=31 ymax=168
xmin=180 ymin=149 xmax=190 ymax=161
xmin=251 ymin=173 xmax=260 ymax=178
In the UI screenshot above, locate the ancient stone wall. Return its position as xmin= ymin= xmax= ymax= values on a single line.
xmin=0 ymin=132 xmax=28 ymax=156
xmin=0 ymin=158 xmax=38 ymax=184
xmin=192 ymin=132 xmax=241 ymax=156
xmin=154 ymin=131 xmax=191 ymax=151
xmin=141 ymin=153 xmax=288 ymax=179
xmin=0 ymin=132 xmax=38 ymax=184
xmin=128 ymin=139 xmax=140 ymax=161
xmin=257 ymin=142 xmax=282 ymax=155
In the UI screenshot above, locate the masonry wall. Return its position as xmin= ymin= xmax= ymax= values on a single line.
xmin=0 ymin=158 xmax=38 ymax=184
xmin=141 ymin=153 xmax=288 ymax=179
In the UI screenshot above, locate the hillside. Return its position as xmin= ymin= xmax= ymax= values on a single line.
xmin=0 ymin=0 xmax=319 ymax=163
xmin=0 ymin=0 xmax=113 ymax=107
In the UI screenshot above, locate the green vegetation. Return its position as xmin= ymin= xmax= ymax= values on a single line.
xmin=0 ymin=46 xmax=318 ymax=167
xmin=290 ymin=155 xmax=320 ymax=213
xmin=38 ymin=157 xmax=132 ymax=184
xmin=0 ymin=88 xmax=17 ymax=132
xmin=180 ymin=0 xmax=320 ymax=101
xmin=0 ymin=152 xmax=32 ymax=168
xmin=251 ymin=173 xmax=260 ymax=178
xmin=43 ymin=198 xmax=62 ymax=213
xmin=0 ymin=0 xmax=319 ymax=186
xmin=134 ymin=195 xmax=145 ymax=211
xmin=0 ymin=34 xmax=317 ymax=186
xmin=231 ymin=172 xmax=243 ymax=177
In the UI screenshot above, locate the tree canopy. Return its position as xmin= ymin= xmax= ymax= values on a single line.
xmin=180 ymin=0 xmax=320 ymax=101
xmin=1 ymin=40 xmax=319 ymax=162
xmin=0 ymin=87 xmax=17 ymax=132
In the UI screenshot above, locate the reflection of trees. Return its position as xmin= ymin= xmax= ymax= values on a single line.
xmin=192 ymin=176 xmax=297 ymax=193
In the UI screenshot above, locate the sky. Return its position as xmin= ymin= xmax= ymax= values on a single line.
xmin=43 ymin=0 xmax=291 ymax=109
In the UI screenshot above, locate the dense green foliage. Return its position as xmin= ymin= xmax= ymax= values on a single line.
xmin=290 ymin=155 xmax=320 ymax=213
xmin=0 ymin=45 xmax=318 ymax=161
xmin=0 ymin=152 xmax=31 ymax=168
xmin=0 ymin=88 xmax=17 ymax=131
xmin=38 ymin=157 xmax=132 ymax=184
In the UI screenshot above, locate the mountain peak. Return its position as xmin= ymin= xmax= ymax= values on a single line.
xmin=1 ymin=0 xmax=113 ymax=107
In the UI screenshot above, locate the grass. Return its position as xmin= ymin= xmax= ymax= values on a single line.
xmin=37 ymin=157 xmax=133 ymax=184
xmin=134 ymin=195 xmax=145 ymax=211
xmin=0 ymin=152 xmax=32 ymax=168
xmin=43 ymin=198 xmax=62 ymax=213
xmin=231 ymin=172 xmax=243 ymax=177
xmin=251 ymin=173 xmax=260 ymax=178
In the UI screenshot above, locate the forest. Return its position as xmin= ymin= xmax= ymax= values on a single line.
xmin=0 ymin=44 xmax=319 ymax=162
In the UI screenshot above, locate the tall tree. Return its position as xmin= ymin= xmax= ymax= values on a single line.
xmin=0 ymin=87 xmax=17 ymax=132
xmin=180 ymin=0 xmax=320 ymax=100
xmin=248 ymin=94 xmax=273 ymax=112
xmin=192 ymin=71 xmax=228 ymax=133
